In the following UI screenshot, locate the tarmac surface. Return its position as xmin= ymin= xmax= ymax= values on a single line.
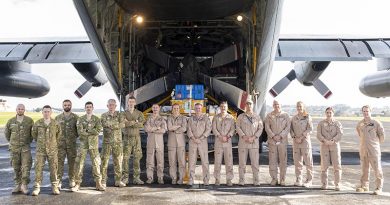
xmin=1 ymin=119 xmax=390 ymax=204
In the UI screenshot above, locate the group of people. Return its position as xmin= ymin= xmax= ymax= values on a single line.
xmin=4 ymin=96 xmax=386 ymax=196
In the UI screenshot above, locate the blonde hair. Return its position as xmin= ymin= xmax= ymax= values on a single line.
xmin=297 ymin=101 xmax=308 ymax=116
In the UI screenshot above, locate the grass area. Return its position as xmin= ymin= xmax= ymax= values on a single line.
xmin=0 ymin=112 xmax=101 ymax=127
xmin=0 ymin=112 xmax=57 ymax=127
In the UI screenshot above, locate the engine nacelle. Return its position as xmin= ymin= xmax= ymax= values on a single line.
xmin=359 ymin=70 xmax=390 ymax=98
xmin=295 ymin=61 xmax=330 ymax=86
xmin=0 ymin=61 xmax=50 ymax=98
xmin=376 ymin=58 xmax=390 ymax=71
xmin=72 ymin=63 xmax=108 ymax=87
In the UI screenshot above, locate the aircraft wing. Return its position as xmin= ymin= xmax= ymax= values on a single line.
xmin=0 ymin=38 xmax=98 ymax=63
xmin=276 ymin=35 xmax=390 ymax=61
xmin=3 ymin=36 xmax=389 ymax=64
xmin=0 ymin=38 xmax=108 ymax=99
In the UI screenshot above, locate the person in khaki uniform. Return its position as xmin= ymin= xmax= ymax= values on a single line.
xmin=290 ymin=101 xmax=313 ymax=188
xmin=167 ymin=103 xmax=187 ymax=185
xmin=317 ymin=107 xmax=343 ymax=191
xmin=356 ymin=105 xmax=385 ymax=195
xmin=100 ymin=99 xmax=126 ymax=188
xmin=5 ymin=104 xmax=33 ymax=194
xmin=31 ymin=105 xmax=61 ymax=196
xmin=265 ymin=100 xmax=290 ymax=186
xmin=122 ymin=96 xmax=145 ymax=185
xmin=144 ymin=104 xmax=167 ymax=184
xmin=72 ymin=101 xmax=105 ymax=192
xmin=187 ymin=103 xmax=211 ymax=186
xmin=212 ymin=101 xmax=235 ymax=186
xmin=236 ymin=98 xmax=263 ymax=186
xmin=55 ymin=99 xmax=79 ymax=189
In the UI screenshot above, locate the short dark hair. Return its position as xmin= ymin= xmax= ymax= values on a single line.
xmin=220 ymin=101 xmax=228 ymax=105
xmin=194 ymin=103 xmax=203 ymax=107
xmin=85 ymin=101 xmax=93 ymax=107
xmin=42 ymin=105 xmax=51 ymax=110
xmin=128 ymin=96 xmax=136 ymax=100
xmin=63 ymin=99 xmax=71 ymax=104
xmin=325 ymin=107 xmax=334 ymax=112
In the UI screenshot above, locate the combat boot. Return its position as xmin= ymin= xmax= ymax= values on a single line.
xmin=356 ymin=186 xmax=369 ymax=192
xmin=71 ymin=184 xmax=80 ymax=192
xmin=294 ymin=178 xmax=303 ymax=187
xmin=20 ymin=184 xmax=29 ymax=195
xmin=177 ymin=178 xmax=183 ymax=185
xmin=303 ymin=180 xmax=312 ymax=188
xmin=133 ymin=178 xmax=144 ymax=185
xmin=215 ymin=178 xmax=220 ymax=186
xmin=70 ymin=181 xmax=76 ymax=188
xmin=146 ymin=178 xmax=153 ymax=184
xmin=239 ymin=179 xmax=245 ymax=186
xmin=115 ymin=181 xmax=126 ymax=187
xmin=226 ymin=180 xmax=233 ymax=186
xmin=270 ymin=178 xmax=278 ymax=186
xmin=12 ymin=184 xmax=20 ymax=193
xmin=373 ymin=189 xmax=382 ymax=195
xmin=101 ymin=180 xmax=107 ymax=189
xmin=31 ymin=184 xmax=40 ymax=196
xmin=96 ymin=180 xmax=106 ymax=191
xmin=253 ymin=175 xmax=260 ymax=186
xmin=52 ymin=186 xmax=60 ymax=195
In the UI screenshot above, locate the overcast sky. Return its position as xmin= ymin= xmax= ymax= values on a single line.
xmin=1 ymin=0 xmax=390 ymax=110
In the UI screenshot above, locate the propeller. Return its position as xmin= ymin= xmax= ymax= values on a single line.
xmin=313 ymin=79 xmax=333 ymax=99
xmin=72 ymin=63 xmax=108 ymax=98
xmin=269 ymin=61 xmax=332 ymax=99
xmin=269 ymin=70 xmax=296 ymax=97
xmin=74 ymin=81 xmax=93 ymax=98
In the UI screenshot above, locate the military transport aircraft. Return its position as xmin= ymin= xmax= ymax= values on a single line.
xmin=1 ymin=0 xmax=390 ymax=117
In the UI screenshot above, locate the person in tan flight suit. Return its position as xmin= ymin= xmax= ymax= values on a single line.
xmin=122 ymin=96 xmax=145 ymax=185
xmin=55 ymin=99 xmax=79 ymax=190
xmin=5 ymin=104 xmax=33 ymax=195
xmin=167 ymin=104 xmax=187 ymax=185
xmin=317 ymin=107 xmax=343 ymax=191
xmin=236 ymin=98 xmax=263 ymax=186
xmin=100 ymin=99 xmax=126 ymax=188
xmin=356 ymin=105 xmax=385 ymax=195
xmin=31 ymin=105 xmax=61 ymax=196
xmin=290 ymin=101 xmax=313 ymax=188
xmin=144 ymin=104 xmax=167 ymax=184
xmin=212 ymin=101 xmax=235 ymax=186
xmin=187 ymin=103 xmax=211 ymax=186
xmin=265 ymin=100 xmax=290 ymax=186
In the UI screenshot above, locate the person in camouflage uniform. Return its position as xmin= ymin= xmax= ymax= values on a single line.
xmin=71 ymin=101 xmax=105 ymax=192
xmin=55 ymin=99 xmax=79 ymax=189
xmin=5 ymin=104 xmax=33 ymax=195
xmin=31 ymin=105 xmax=61 ymax=196
xmin=100 ymin=99 xmax=126 ymax=188
xmin=121 ymin=96 xmax=145 ymax=185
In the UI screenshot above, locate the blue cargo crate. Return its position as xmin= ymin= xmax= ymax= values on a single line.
xmin=175 ymin=84 xmax=204 ymax=99
xmin=175 ymin=85 xmax=187 ymax=100
xmin=192 ymin=84 xmax=204 ymax=100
